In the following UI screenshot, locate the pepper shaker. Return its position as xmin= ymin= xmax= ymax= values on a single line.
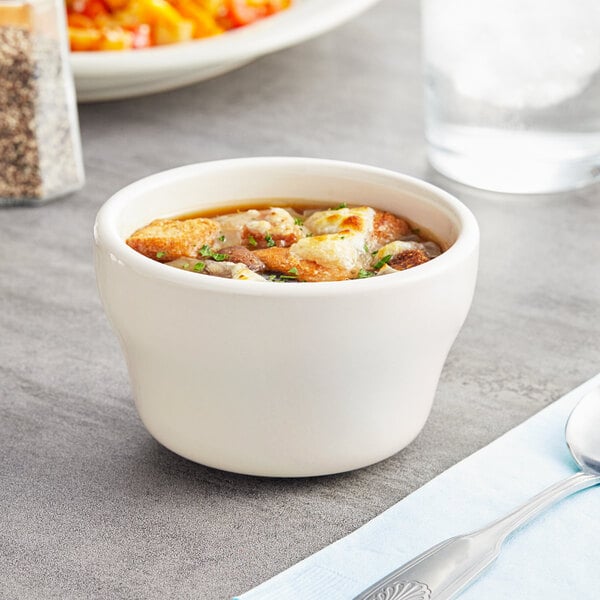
xmin=0 ymin=0 xmax=84 ymax=205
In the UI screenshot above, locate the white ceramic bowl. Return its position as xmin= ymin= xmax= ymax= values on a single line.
xmin=94 ymin=157 xmax=479 ymax=476
xmin=71 ymin=0 xmax=382 ymax=102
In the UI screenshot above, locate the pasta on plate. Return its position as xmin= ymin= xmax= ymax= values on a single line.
xmin=66 ymin=0 xmax=291 ymax=51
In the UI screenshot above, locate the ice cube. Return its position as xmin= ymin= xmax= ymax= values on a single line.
xmin=423 ymin=0 xmax=600 ymax=109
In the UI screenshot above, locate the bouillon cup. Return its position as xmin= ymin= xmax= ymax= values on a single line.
xmin=94 ymin=157 xmax=479 ymax=476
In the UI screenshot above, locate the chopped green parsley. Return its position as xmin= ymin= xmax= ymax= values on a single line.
xmin=294 ymin=217 xmax=304 ymax=226
xmin=373 ymin=254 xmax=392 ymax=270
xmin=193 ymin=262 xmax=206 ymax=272
xmin=279 ymin=267 xmax=299 ymax=281
xmin=265 ymin=234 xmax=275 ymax=248
xmin=218 ymin=235 xmax=226 ymax=242
xmin=357 ymin=269 xmax=375 ymax=279
xmin=198 ymin=245 xmax=228 ymax=261
xmin=247 ymin=235 xmax=258 ymax=247
xmin=334 ymin=202 xmax=347 ymax=210
xmin=156 ymin=251 xmax=166 ymax=259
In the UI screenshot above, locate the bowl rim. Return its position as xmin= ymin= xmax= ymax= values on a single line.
xmin=70 ymin=0 xmax=382 ymax=77
xmin=94 ymin=157 xmax=480 ymax=298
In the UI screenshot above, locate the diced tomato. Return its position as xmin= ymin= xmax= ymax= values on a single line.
xmin=85 ymin=0 xmax=110 ymax=18
xmin=104 ymin=0 xmax=129 ymax=9
xmin=67 ymin=13 xmax=95 ymax=29
xmin=68 ymin=0 xmax=89 ymax=14
xmin=70 ymin=0 xmax=110 ymax=18
xmin=131 ymin=24 xmax=152 ymax=48
xmin=228 ymin=0 xmax=269 ymax=27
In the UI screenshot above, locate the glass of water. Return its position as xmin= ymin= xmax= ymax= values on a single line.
xmin=422 ymin=0 xmax=600 ymax=193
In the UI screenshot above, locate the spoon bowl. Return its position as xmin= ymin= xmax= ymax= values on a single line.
xmin=566 ymin=385 xmax=600 ymax=473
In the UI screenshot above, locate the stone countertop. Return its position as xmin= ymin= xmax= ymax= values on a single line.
xmin=1 ymin=1 xmax=599 ymax=598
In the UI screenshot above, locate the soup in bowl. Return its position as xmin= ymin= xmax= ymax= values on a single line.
xmin=125 ymin=201 xmax=445 ymax=282
xmin=94 ymin=157 xmax=479 ymax=476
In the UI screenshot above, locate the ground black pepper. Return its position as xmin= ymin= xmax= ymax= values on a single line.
xmin=0 ymin=3 xmax=84 ymax=205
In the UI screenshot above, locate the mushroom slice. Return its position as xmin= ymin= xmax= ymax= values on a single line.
xmin=166 ymin=258 xmax=256 ymax=279
xmin=372 ymin=241 xmax=430 ymax=272
xmin=218 ymin=246 xmax=266 ymax=272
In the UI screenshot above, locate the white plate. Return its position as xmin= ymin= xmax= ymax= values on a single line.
xmin=70 ymin=0 xmax=381 ymax=102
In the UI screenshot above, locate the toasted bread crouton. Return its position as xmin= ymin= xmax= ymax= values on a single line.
xmin=371 ymin=211 xmax=411 ymax=247
xmin=254 ymin=247 xmax=353 ymax=282
xmin=126 ymin=218 xmax=220 ymax=262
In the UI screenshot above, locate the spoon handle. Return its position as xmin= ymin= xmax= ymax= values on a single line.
xmin=353 ymin=472 xmax=600 ymax=600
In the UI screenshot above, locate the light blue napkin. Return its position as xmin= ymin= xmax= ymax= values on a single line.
xmin=235 ymin=373 xmax=600 ymax=599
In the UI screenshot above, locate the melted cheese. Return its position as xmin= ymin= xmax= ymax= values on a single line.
xmin=291 ymin=207 xmax=377 ymax=272
xmin=216 ymin=208 xmax=302 ymax=246
xmin=303 ymin=206 xmax=375 ymax=236
xmin=214 ymin=210 xmax=261 ymax=245
xmin=291 ymin=234 xmax=362 ymax=271
xmin=250 ymin=208 xmax=298 ymax=238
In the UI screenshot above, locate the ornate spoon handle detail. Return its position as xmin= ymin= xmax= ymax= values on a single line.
xmin=355 ymin=578 xmax=432 ymax=600
xmin=354 ymin=472 xmax=600 ymax=600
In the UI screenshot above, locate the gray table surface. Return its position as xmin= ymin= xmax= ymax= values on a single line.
xmin=2 ymin=1 xmax=600 ymax=598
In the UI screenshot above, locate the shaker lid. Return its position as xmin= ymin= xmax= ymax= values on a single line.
xmin=0 ymin=3 xmax=32 ymax=28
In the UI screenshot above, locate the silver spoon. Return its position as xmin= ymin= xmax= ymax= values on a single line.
xmin=354 ymin=385 xmax=600 ymax=600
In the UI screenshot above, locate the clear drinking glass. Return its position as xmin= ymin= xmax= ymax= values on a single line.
xmin=422 ymin=0 xmax=600 ymax=193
